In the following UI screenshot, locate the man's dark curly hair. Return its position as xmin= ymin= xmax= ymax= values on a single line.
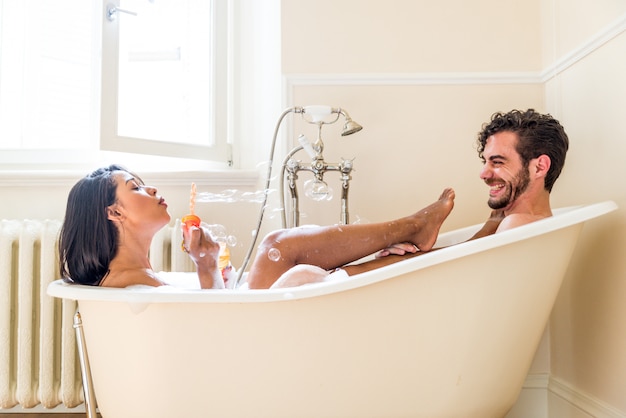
xmin=476 ymin=109 xmax=569 ymax=192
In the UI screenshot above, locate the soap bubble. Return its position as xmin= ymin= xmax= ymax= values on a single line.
xmin=268 ymin=248 xmax=281 ymax=262
xmin=351 ymin=215 xmax=370 ymax=225
xmin=226 ymin=235 xmax=237 ymax=247
xmin=195 ymin=188 xmax=275 ymax=204
xmin=304 ymin=179 xmax=333 ymax=202
xmin=199 ymin=222 xmax=238 ymax=248
xmin=203 ymin=223 xmax=227 ymax=242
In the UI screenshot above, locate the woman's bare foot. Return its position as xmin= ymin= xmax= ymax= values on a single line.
xmin=410 ymin=188 xmax=455 ymax=251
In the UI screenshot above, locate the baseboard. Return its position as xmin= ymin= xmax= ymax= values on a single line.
xmin=2 ymin=375 xmax=624 ymax=417
xmin=548 ymin=377 xmax=626 ymax=418
xmin=506 ymin=374 xmax=550 ymax=418
xmin=0 ymin=404 xmax=88 ymax=415
xmin=508 ymin=374 xmax=626 ymax=418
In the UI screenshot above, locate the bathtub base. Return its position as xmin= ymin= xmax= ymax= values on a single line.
xmin=83 ymin=227 xmax=576 ymax=418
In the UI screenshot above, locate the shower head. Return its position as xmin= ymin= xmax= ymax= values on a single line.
xmin=300 ymin=106 xmax=363 ymax=136
xmin=335 ymin=108 xmax=363 ymax=136
xmin=341 ymin=117 xmax=363 ymax=136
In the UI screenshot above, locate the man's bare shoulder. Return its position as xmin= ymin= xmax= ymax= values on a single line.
xmin=497 ymin=213 xmax=548 ymax=233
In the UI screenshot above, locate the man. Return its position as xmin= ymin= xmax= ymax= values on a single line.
xmin=476 ymin=108 xmax=568 ymax=230
xmin=374 ymin=108 xmax=569 ymax=261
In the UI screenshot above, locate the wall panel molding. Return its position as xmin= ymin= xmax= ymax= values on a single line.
xmin=541 ymin=12 xmax=626 ymax=82
xmin=284 ymin=12 xmax=626 ymax=89
xmin=285 ymin=71 xmax=542 ymax=87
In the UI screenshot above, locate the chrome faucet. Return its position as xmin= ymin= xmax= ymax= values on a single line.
xmin=280 ymin=108 xmax=361 ymax=228
xmin=235 ymin=105 xmax=362 ymax=287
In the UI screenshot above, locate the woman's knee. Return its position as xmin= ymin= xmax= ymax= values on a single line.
xmin=257 ymin=229 xmax=290 ymax=254
xmin=270 ymin=264 xmax=329 ymax=289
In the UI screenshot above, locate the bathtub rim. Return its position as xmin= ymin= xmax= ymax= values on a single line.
xmin=47 ymin=200 xmax=617 ymax=304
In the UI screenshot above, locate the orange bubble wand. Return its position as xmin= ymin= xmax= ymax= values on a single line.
xmin=180 ymin=183 xmax=233 ymax=282
xmin=182 ymin=183 xmax=201 ymax=228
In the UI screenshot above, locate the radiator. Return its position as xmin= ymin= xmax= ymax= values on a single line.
xmin=0 ymin=219 xmax=189 ymax=410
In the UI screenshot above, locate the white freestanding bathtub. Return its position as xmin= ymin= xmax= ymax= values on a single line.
xmin=48 ymin=201 xmax=617 ymax=418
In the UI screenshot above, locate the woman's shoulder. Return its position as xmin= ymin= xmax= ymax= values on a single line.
xmin=101 ymin=268 xmax=165 ymax=288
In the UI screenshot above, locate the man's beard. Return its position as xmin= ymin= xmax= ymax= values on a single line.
xmin=488 ymin=166 xmax=530 ymax=210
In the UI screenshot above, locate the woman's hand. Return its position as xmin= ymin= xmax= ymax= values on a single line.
xmin=182 ymin=224 xmax=225 ymax=289
xmin=183 ymin=225 xmax=219 ymax=263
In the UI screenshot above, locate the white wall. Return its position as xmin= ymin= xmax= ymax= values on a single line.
xmin=281 ymin=1 xmax=626 ymax=417
xmin=543 ymin=0 xmax=626 ymax=415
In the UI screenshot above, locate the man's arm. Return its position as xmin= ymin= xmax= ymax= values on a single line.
xmin=468 ymin=209 xmax=505 ymax=239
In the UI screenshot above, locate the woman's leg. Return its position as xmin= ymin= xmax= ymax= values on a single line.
xmin=269 ymin=264 xmax=330 ymax=289
xmin=246 ymin=188 xmax=455 ymax=289
xmin=342 ymin=208 xmax=507 ymax=275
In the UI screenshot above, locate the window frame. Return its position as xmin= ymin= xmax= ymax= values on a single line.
xmin=99 ymin=0 xmax=232 ymax=165
xmin=0 ymin=0 xmax=233 ymax=171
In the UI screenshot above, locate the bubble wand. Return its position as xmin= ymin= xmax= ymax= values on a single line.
xmin=182 ymin=183 xmax=201 ymax=228
xmin=180 ymin=184 xmax=234 ymax=286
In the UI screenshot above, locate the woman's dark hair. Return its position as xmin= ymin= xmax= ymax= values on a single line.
xmin=59 ymin=164 xmax=137 ymax=285
xmin=476 ymin=109 xmax=569 ymax=192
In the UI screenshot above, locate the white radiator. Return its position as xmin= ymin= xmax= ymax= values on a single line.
xmin=0 ymin=219 xmax=188 ymax=410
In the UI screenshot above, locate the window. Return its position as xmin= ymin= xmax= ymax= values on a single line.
xmin=0 ymin=1 xmax=98 ymax=160
xmin=0 ymin=0 xmax=230 ymax=169
xmin=102 ymin=0 xmax=230 ymax=164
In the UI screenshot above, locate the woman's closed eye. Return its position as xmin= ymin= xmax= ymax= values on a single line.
xmin=126 ymin=178 xmax=145 ymax=191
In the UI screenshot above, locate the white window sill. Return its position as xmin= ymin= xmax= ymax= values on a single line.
xmin=0 ymin=168 xmax=260 ymax=187
xmin=0 ymin=148 xmax=260 ymax=187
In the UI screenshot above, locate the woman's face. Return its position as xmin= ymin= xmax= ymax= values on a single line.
xmin=110 ymin=170 xmax=171 ymax=230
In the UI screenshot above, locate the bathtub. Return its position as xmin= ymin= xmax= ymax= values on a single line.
xmin=48 ymin=201 xmax=617 ymax=418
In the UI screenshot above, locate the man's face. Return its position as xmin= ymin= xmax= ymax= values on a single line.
xmin=479 ymin=131 xmax=530 ymax=210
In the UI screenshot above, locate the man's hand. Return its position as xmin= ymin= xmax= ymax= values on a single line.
xmin=375 ymin=242 xmax=420 ymax=258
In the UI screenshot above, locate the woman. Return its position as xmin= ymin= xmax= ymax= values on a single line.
xmin=59 ymin=164 xmax=456 ymax=289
